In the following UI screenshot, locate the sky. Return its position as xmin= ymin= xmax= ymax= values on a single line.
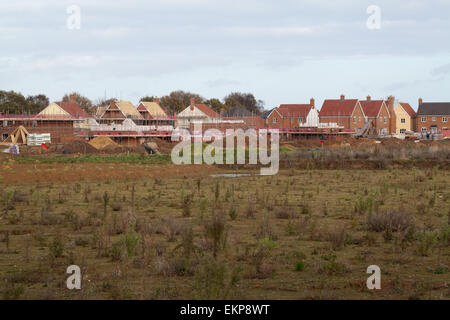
xmin=1 ymin=0 xmax=450 ymax=110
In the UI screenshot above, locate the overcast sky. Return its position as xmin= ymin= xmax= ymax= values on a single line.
xmin=1 ymin=0 xmax=450 ymax=110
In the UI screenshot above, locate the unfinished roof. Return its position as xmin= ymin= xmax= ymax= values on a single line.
xmin=195 ymin=104 xmax=219 ymax=118
xmin=115 ymin=101 xmax=143 ymax=119
xmin=319 ymin=99 xmax=359 ymax=117
xmin=138 ymin=102 xmax=167 ymax=117
xmin=359 ymin=100 xmax=385 ymax=118
xmin=398 ymin=102 xmax=416 ymax=118
xmin=417 ymin=102 xmax=450 ymax=116
xmin=278 ymin=104 xmax=312 ymax=118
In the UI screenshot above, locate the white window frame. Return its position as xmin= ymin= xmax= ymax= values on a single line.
xmin=421 ymin=127 xmax=427 ymax=132
xmin=273 ymin=117 xmax=278 ymax=124
xmin=401 ymin=118 xmax=406 ymax=123
xmin=421 ymin=117 xmax=427 ymax=122
xmin=432 ymin=117 xmax=436 ymax=121
xmin=443 ymin=117 xmax=448 ymax=123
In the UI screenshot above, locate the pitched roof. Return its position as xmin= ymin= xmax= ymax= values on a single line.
xmin=417 ymin=102 xmax=450 ymax=116
xmin=319 ymin=99 xmax=359 ymax=117
xmin=278 ymin=104 xmax=312 ymax=118
xmin=398 ymin=103 xmax=416 ymax=118
xmin=138 ymin=102 xmax=167 ymax=117
xmin=221 ymin=106 xmax=254 ymax=117
xmin=115 ymin=101 xmax=143 ymax=119
xmin=359 ymin=100 xmax=385 ymax=117
xmin=195 ymin=104 xmax=219 ymax=118
xmin=261 ymin=108 xmax=277 ymax=119
xmin=55 ymin=102 xmax=91 ymax=118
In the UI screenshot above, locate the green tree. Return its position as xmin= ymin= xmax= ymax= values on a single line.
xmin=160 ymin=90 xmax=203 ymax=114
xmin=224 ymin=92 xmax=264 ymax=115
xmin=204 ymin=98 xmax=227 ymax=114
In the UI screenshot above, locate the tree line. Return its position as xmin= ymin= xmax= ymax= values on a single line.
xmin=0 ymin=90 xmax=264 ymax=116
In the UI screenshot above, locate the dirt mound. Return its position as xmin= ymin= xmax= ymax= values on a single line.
xmin=63 ymin=140 xmax=99 ymax=154
xmin=88 ymin=136 xmax=119 ymax=150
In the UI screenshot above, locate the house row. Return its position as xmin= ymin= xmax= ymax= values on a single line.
xmin=1 ymin=94 xmax=449 ymax=145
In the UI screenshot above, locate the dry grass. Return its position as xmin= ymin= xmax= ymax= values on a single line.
xmin=0 ymin=162 xmax=449 ymax=300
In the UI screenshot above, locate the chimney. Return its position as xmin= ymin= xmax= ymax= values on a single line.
xmin=366 ymin=95 xmax=371 ymax=101
xmin=154 ymin=97 xmax=160 ymax=104
xmin=418 ymin=97 xmax=423 ymax=106
xmin=310 ymin=98 xmax=315 ymax=108
xmin=340 ymin=94 xmax=345 ymax=101
xmin=190 ymin=98 xmax=196 ymax=106
xmin=70 ymin=95 xmax=76 ymax=103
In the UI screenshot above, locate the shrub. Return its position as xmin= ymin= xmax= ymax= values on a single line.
xmin=295 ymin=260 xmax=305 ymax=272
xmin=204 ymin=211 xmax=227 ymax=259
xmin=367 ymin=211 xmax=413 ymax=232
xmin=49 ymin=235 xmax=64 ymax=258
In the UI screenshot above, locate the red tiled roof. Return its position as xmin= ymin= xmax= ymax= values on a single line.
xmin=359 ymin=100 xmax=384 ymax=118
xmin=195 ymin=104 xmax=219 ymax=118
xmin=278 ymin=104 xmax=312 ymax=118
xmin=319 ymin=99 xmax=359 ymax=117
xmin=399 ymin=102 xmax=416 ymax=118
xmin=56 ymin=102 xmax=91 ymax=118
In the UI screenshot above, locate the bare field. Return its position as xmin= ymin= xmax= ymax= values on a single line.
xmin=0 ymin=162 xmax=449 ymax=300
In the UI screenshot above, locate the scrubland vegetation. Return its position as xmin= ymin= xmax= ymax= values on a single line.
xmin=0 ymin=159 xmax=449 ymax=300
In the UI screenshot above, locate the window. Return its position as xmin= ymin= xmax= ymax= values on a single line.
xmin=432 ymin=117 xmax=436 ymax=121
xmin=3 ymin=120 xmax=7 ymax=127
xmin=298 ymin=117 xmax=303 ymax=123
xmin=273 ymin=117 xmax=278 ymax=124
xmin=401 ymin=118 xmax=406 ymax=123
xmin=384 ymin=117 xmax=387 ymax=124
xmin=353 ymin=117 xmax=356 ymax=123
xmin=400 ymin=129 xmax=406 ymax=134
xmin=32 ymin=121 xmax=37 ymax=127
xmin=421 ymin=117 xmax=427 ymax=122
xmin=358 ymin=117 xmax=361 ymax=122
xmin=421 ymin=127 xmax=427 ymax=132
xmin=443 ymin=117 xmax=448 ymax=123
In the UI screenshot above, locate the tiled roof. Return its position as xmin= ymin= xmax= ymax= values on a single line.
xmin=319 ymin=99 xmax=359 ymax=117
xmin=399 ymin=103 xmax=416 ymax=118
xmin=55 ymin=102 xmax=90 ymax=118
xmin=359 ymin=100 xmax=384 ymax=118
xmin=195 ymin=104 xmax=219 ymax=118
xmin=417 ymin=102 xmax=450 ymax=116
xmin=278 ymin=104 xmax=312 ymax=118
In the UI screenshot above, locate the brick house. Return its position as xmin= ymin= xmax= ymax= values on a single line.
xmin=359 ymin=96 xmax=391 ymax=135
xmin=417 ymin=98 xmax=450 ymax=134
xmin=261 ymin=98 xmax=317 ymax=129
xmin=319 ymin=95 xmax=365 ymax=131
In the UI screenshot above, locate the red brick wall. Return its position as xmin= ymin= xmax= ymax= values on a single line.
xmin=416 ymin=115 xmax=449 ymax=132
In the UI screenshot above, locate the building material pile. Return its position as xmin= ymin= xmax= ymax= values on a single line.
xmin=88 ymin=136 xmax=119 ymax=150
xmin=27 ymin=133 xmax=51 ymax=146
xmin=0 ymin=126 xmax=29 ymax=145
